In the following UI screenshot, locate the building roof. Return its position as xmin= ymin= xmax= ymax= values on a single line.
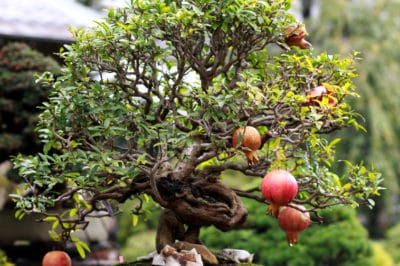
xmin=0 ymin=0 xmax=103 ymax=41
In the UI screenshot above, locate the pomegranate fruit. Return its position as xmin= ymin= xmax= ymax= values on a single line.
xmin=42 ymin=250 xmax=72 ymax=266
xmin=260 ymin=169 xmax=298 ymax=217
xmin=232 ymin=126 xmax=262 ymax=164
xmin=278 ymin=205 xmax=311 ymax=245
xmin=285 ymin=24 xmax=311 ymax=49
xmin=304 ymin=85 xmax=337 ymax=107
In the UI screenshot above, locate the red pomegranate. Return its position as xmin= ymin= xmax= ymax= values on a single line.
xmin=260 ymin=169 xmax=298 ymax=217
xmin=42 ymin=250 xmax=72 ymax=266
xmin=304 ymin=85 xmax=337 ymax=107
xmin=232 ymin=126 xmax=262 ymax=164
xmin=278 ymin=205 xmax=311 ymax=245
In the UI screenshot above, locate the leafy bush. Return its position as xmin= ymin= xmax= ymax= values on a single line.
xmin=202 ymin=199 xmax=374 ymax=266
xmin=370 ymin=241 xmax=394 ymax=266
xmin=0 ymin=42 xmax=60 ymax=162
xmin=385 ymin=222 xmax=400 ymax=264
xmin=0 ymin=249 xmax=14 ymax=266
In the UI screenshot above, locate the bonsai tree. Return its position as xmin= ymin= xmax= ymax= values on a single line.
xmin=11 ymin=0 xmax=382 ymax=262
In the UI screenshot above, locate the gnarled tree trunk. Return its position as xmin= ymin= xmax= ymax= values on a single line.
xmin=155 ymin=176 xmax=247 ymax=258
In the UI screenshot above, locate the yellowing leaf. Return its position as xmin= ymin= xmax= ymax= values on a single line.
xmin=276 ymin=149 xmax=286 ymax=161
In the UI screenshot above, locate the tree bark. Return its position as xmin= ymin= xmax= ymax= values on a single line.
xmin=155 ymin=176 xmax=248 ymax=254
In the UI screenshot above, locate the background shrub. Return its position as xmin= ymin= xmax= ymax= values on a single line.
xmin=0 ymin=42 xmax=60 ymax=163
xmin=201 ymin=199 xmax=374 ymax=266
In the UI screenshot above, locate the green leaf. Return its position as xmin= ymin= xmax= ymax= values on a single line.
xmin=72 ymin=236 xmax=91 ymax=259
xmin=108 ymin=7 xmax=114 ymax=18
xmin=43 ymin=141 xmax=52 ymax=154
xmin=69 ymin=208 xmax=78 ymax=217
xmin=51 ymin=219 xmax=60 ymax=230
xmin=132 ymin=214 xmax=139 ymax=227
xmin=104 ymin=118 xmax=110 ymax=128
xmin=14 ymin=209 xmax=25 ymax=220
xmin=48 ymin=230 xmax=60 ymax=241
xmin=143 ymin=193 xmax=150 ymax=203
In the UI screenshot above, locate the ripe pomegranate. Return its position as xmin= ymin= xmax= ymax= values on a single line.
xmin=284 ymin=24 xmax=311 ymax=49
xmin=261 ymin=169 xmax=298 ymax=217
xmin=42 ymin=250 xmax=72 ymax=266
xmin=278 ymin=205 xmax=311 ymax=245
xmin=232 ymin=126 xmax=262 ymax=164
xmin=304 ymin=85 xmax=337 ymax=107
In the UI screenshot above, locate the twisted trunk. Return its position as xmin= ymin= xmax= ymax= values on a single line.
xmin=155 ymin=176 xmax=247 ymax=252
